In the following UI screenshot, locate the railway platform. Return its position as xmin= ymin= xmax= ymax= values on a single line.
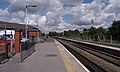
xmin=0 ymin=38 xmax=88 ymax=72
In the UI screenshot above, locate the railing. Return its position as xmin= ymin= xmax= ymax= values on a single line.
xmin=0 ymin=51 xmax=5 ymax=63
xmin=0 ymin=44 xmax=9 ymax=64
xmin=20 ymin=42 xmax=35 ymax=61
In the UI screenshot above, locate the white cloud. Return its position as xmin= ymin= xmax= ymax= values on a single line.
xmin=46 ymin=0 xmax=64 ymax=27
xmin=25 ymin=14 xmax=47 ymax=32
xmin=0 ymin=8 xmax=9 ymax=16
xmin=9 ymin=0 xmax=50 ymax=13
xmin=0 ymin=0 xmax=120 ymax=32
xmin=0 ymin=17 xmax=6 ymax=21
xmin=18 ymin=11 xmax=25 ymax=17
xmin=63 ymin=0 xmax=120 ymax=29
xmin=105 ymin=0 xmax=120 ymax=14
xmin=26 ymin=14 xmax=42 ymax=25
xmin=10 ymin=18 xmax=21 ymax=23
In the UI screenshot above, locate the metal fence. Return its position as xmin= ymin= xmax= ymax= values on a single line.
xmin=20 ymin=42 xmax=35 ymax=61
xmin=0 ymin=44 xmax=9 ymax=64
xmin=0 ymin=52 xmax=5 ymax=63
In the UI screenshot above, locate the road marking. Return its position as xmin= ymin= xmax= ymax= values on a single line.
xmin=55 ymin=40 xmax=90 ymax=72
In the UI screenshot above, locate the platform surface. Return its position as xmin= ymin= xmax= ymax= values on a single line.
xmin=0 ymin=38 xmax=87 ymax=72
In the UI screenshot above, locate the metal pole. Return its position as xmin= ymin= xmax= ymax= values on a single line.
xmin=25 ymin=5 xmax=37 ymax=39
xmin=91 ymin=19 xmax=94 ymax=27
xmin=37 ymin=25 xmax=39 ymax=38
xmin=5 ymin=24 xmax=8 ymax=59
xmin=25 ymin=6 xmax=28 ymax=39
xmin=10 ymin=31 xmax=13 ymax=53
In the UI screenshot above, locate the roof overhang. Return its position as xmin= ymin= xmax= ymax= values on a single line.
xmin=0 ymin=21 xmax=39 ymax=32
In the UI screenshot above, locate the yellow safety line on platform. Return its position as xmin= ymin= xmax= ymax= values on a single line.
xmin=55 ymin=40 xmax=75 ymax=72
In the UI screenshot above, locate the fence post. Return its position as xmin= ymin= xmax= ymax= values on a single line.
xmin=110 ymin=35 xmax=112 ymax=44
xmin=103 ymin=35 xmax=105 ymax=42
xmin=97 ymin=35 xmax=101 ymax=42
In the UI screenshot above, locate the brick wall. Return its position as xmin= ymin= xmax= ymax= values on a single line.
xmin=0 ymin=43 xmax=6 ymax=51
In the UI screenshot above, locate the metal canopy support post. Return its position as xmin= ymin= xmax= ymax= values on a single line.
xmin=25 ymin=6 xmax=28 ymax=39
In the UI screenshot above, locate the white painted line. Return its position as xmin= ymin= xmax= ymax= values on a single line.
xmin=65 ymin=38 xmax=120 ymax=51
xmin=79 ymin=41 xmax=120 ymax=51
xmin=57 ymin=40 xmax=90 ymax=72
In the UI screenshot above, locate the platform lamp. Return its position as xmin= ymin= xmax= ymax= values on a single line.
xmin=25 ymin=5 xmax=37 ymax=39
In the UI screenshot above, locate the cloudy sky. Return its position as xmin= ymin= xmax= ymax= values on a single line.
xmin=0 ymin=0 xmax=120 ymax=33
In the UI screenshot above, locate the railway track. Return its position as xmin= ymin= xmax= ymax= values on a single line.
xmin=56 ymin=38 xmax=120 ymax=72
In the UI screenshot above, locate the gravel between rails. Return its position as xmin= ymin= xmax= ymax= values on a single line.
xmin=59 ymin=40 xmax=120 ymax=72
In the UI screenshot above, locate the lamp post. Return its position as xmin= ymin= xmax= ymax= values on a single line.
xmin=91 ymin=19 xmax=94 ymax=27
xmin=25 ymin=5 xmax=37 ymax=39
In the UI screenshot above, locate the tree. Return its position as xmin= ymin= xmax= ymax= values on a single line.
xmin=109 ymin=20 xmax=120 ymax=41
xmin=49 ymin=32 xmax=58 ymax=37
xmin=73 ymin=29 xmax=80 ymax=38
xmin=109 ymin=20 xmax=120 ymax=35
xmin=88 ymin=27 xmax=97 ymax=40
xmin=96 ymin=27 xmax=107 ymax=39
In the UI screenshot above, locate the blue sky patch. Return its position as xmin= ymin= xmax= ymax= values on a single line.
xmin=0 ymin=1 xmax=9 ymax=9
xmin=83 ymin=0 xmax=93 ymax=3
xmin=63 ymin=14 xmax=74 ymax=23
xmin=101 ymin=0 xmax=109 ymax=9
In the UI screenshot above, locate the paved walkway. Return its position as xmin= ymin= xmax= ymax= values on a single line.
xmin=0 ymin=38 xmax=87 ymax=72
